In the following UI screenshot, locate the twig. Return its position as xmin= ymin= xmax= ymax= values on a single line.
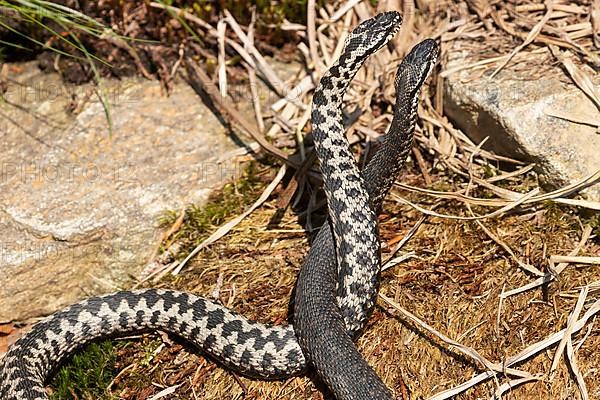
xmin=501 ymin=225 xmax=593 ymax=299
xmin=217 ymin=18 xmax=227 ymax=98
xmin=548 ymin=45 xmax=600 ymax=110
xmin=490 ymin=0 xmax=554 ymax=78
xmin=307 ymin=0 xmax=323 ymax=72
xmin=224 ymin=10 xmax=287 ymax=97
xmin=429 ymin=298 xmax=600 ymax=399
xmin=549 ymin=286 xmax=588 ymax=380
xmin=172 ymin=165 xmax=287 ymax=275
xmin=592 ymin=0 xmax=600 ymax=48
xmin=379 ymin=293 xmax=533 ymax=379
xmin=185 ymin=58 xmax=300 ymax=168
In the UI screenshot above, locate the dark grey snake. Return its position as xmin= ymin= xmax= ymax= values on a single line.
xmin=0 ymin=11 xmax=438 ymax=400
xmin=295 ymin=34 xmax=438 ymax=400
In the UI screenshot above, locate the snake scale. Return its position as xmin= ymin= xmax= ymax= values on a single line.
xmin=295 ymin=31 xmax=438 ymax=399
xmin=0 ymin=11 xmax=438 ymax=400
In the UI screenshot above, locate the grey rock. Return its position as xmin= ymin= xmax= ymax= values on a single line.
xmin=443 ymin=47 xmax=600 ymax=199
xmin=0 ymin=62 xmax=254 ymax=321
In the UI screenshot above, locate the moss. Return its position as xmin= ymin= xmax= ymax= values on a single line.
xmin=582 ymin=211 xmax=600 ymax=241
xmin=482 ymin=164 xmax=496 ymax=179
xmin=49 ymin=341 xmax=123 ymax=400
xmin=48 ymin=337 xmax=165 ymax=398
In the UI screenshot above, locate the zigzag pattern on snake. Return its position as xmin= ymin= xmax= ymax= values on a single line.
xmin=0 ymin=11 xmax=438 ymax=400
xmin=295 ymin=38 xmax=439 ymax=400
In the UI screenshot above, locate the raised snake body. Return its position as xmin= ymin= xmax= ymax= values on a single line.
xmin=0 ymin=11 xmax=438 ymax=400
xmin=295 ymin=36 xmax=438 ymax=400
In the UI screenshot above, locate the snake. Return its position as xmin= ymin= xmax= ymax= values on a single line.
xmin=295 ymin=37 xmax=439 ymax=400
xmin=0 ymin=11 xmax=438 ymax=400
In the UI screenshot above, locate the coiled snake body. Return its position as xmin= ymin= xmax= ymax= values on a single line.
xmin=0 ymin=12 xmax=438 ymax=400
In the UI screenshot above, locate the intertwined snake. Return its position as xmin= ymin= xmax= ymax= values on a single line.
xmin=0 ymin=11 xmax=438 ymax=400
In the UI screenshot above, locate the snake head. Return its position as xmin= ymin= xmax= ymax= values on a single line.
xmin=395 ymin=38 xmax=439 ymax=104
xmin=344 ymin=11 xmax=402 ymax=59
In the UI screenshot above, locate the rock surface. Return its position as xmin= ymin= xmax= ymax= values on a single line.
xmin=0 ymin=62 xmax=258 ymax=321
xmin=443 ymin=46 xmax=600 ymax=199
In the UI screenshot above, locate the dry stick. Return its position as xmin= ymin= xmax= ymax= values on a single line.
xmin=381 ymin=216 xmax=427 ymax=270
xmin=489 ymin=8 xmax=586 ymax=55
xmin=354 ymin=1 xmax=373 ymax=21
xmin=491 ymin=376 xmax=543 ymax=400
xmin=592 ymin=0 xmax=600 ymax=48
xmin=550 ymin=256 xmax=600 ymax=265
xmin=317 ymin=30 xmax=333 ymax=67
xmin=328 ymin=0 xmax=362 ymax=23
xmin=428 ymin=298 xmax=600 ymax=400
xmin=390 ymin=187 xmax=540 ymax=221
xmin=267 ymin=101 xmax=297 ymax=138
xmin=480 ymin=220 xmax=543 ymax=276
xmin=490 ymin=0 xmax=554 ymax=78
xmin=508 ymin=298 xmax=600 ymax=369
xmin=392 ymin=183 xmax=505 ymax=207
xmin=392 ymin=170 xmax=598 ymax=274
xmin=549 ymin=286 xmax=588 ymax=380
xmin=566 ymin=323 xmax=590 ymax=400
xmin=147 ymin=384 xmax=182 ymax=400
xmin=247 ymin=6 xmax=256 ymax=45
xmin=307 ymin=0 xmax=323 ymax=72
xmin=528 ymin=168 xmax=600 ymax=201
xmin=412 ymin=147 xmax=432 ymax=186
xmin=420 ymin=106 xmax=524 ymax=165
xmin=246 ymin=65 xmax=265 ymax=132
xmin=277 ymin=151 xmax=319 ymax=213
xmin=440 ymin=49 xmax=551 ymax=79
xmin=379 ymin=294 xmax=533 ymax=380
xmin=149 ymin=2 xmax=249 ymax=67
xmin=493 ymin=171 xmax=600 ymax=203
xmin=465 ymin=139 xmax=543 ymax=277
xmin=244 ymin=10 xmax=265 ymax=133
xmin=229 ymin=24 xmax=281 ymax=97
xmin=394 ymin=168 xmax=543 ymax=207
xmin=271 ymin=75 xmax=314 ymax=112
xmin=501 ymin=225 xmax=593 ymax=299
xmin=149 ymin=2 xmax=279 ymax=95
xmin=537 ymin=18 xmax=600 ymax=65
xmin=99 ymin=31 xmax=154 ymax=80
xmin=394 ymin=166 xmax=597 ymax=276
xmin=554 ymin=198 xmax=600 ymax=211
xmin=295 ymin=106 xmax=312 ymax=161
xmin=223 ymin=10 xmax=287 ymax=97
xmin=548 ymin=45 xmax=600 ymax=110
xmin=330 ymin=9 xmax=353 ymax=69
xmin=185 ymin=59 xmax=300 ymax=168
xmin=217 ymin=18 xmax=227 ymax=98
xmin=396 ymin=0 xmax=415 ymax=52
xmin=544 ymin=107 xmax=599 ymax=129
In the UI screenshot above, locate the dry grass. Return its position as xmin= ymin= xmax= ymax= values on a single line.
xmin=3 ymin=0 xmax=595 ymax=399
xmin=84 ymin=1 xmax=599 ymax=399
xmin=93 ymin=159 xmax=600 ymax=400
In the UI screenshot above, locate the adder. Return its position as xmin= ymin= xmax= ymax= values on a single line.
xmin=0 ymin=11 xmax=438 ymax=400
